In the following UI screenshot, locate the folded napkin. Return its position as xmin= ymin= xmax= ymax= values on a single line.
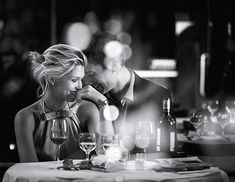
xmin=91 ymin=155 xmax=125 ymax=172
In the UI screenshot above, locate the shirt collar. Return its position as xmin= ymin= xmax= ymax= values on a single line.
xmin=121 ymin=69 xmax=135 ymax=105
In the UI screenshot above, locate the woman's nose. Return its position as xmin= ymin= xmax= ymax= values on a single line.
xmin=76 ymin=81 xmax=82 ymax=89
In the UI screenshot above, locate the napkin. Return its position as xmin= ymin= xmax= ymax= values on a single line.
xmin=91 ymin=155 xmax=125 ymax=172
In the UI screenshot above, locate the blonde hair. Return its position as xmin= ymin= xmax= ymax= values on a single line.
xmin=28 ymin=44 xmax=87 ymax=97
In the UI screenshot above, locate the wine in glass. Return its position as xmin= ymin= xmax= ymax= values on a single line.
xmin=216 ymin=106 xmax=231 ymax=137
xmin=49 ymin=118 xmax=69 ymax=169
xmin=79 ymin=133 xmax=96 ymax=161
xmin=135 ymin=121 xmax=155 ymax=160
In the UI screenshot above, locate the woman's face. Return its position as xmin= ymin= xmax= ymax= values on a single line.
xmin=52 ymin=65 xmax=85 ymax=102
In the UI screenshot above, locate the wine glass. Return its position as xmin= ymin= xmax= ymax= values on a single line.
xmin=101 ymin=134 xmax=121 ymax=161
xmin=190 ymin=113 xmax=203 ymax=141
xmin=216 ymin=106 xmax=231 ymax=137
xmin=207 ymin=100 xmax=219 ymax=122
xmin=79 ymin=133 xmax=96 ymax=161
xmin=225 ymin=100 xmax=235 ymax=123
xmin=135 ymin=121 xmax=155 ymax=160
xmin=49 ymin=118 xmax=69 ymax=169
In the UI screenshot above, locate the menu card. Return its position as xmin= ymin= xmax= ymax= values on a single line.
xmin=155 ymin=156 xmax=211 ymax=172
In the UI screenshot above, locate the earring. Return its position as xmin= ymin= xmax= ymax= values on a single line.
xmin=49 ymin=81 xmax=54 ymax=85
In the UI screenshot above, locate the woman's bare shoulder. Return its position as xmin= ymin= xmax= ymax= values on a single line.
xmin=78 ymin=101 xmax=99 ymax=112
xmin=14 ymin=101 xmax=41 ymax=126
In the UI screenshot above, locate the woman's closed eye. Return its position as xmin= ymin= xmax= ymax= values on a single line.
xmin=72 ymin=79 xmax=78 ymax=82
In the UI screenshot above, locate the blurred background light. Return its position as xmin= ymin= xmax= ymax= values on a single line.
xmin=149 ymin=59 xmax=176 ymax=70
xmin=123 ymin=45 xmax=132 ymax=61
xmin=175 ymin=21 xmax=194 ymax=35
xmin=64 ymin=22 xmax=91 ymax=50
xmin=84 ymin=11 xmax=99 ymax=34
xmin=117 ymin=32 xmax=132 ymax=45
xmin=9 ymin=143 xmax=16 ymax=150
xmin=103 ymin=41 xmax=123 ymax=58
xmin=103 ymin=105 xmax=119 ymax=121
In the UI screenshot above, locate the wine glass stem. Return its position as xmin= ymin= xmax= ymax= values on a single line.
xmin=221 ymin=128 xmax=225 ymax=136
xmin=56 ymin=145 xmax=61 ymax=168
xmin=143 ymin=148 xmax=147 ymax=161
xmin=86 ymin=152 xmax=90 ymax=161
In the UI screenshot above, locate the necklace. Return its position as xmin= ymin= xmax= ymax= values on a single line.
xmin=43 ymin=100 xmax=69 ymax=112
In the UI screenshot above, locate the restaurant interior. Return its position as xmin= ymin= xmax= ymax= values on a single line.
xmin=0 ymin=0 xmax=235 ymax=181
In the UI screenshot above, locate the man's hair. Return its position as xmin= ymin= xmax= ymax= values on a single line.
xmin=84 ymin=31 xmax=124 ymax=67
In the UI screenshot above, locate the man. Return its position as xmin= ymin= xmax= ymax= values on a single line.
xmin=77 ymin=31 xmax=172 ymax=153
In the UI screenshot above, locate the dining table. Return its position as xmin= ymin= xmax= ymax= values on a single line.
xmin=2 ymin=156 xmax=230 ymax=182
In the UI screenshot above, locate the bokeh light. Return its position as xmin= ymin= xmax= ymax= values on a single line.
xmin=64 ymin=22 xmax=91 ymax=50
xmin=103 ymin=105 xmax=119 ymax=121
xmin=120 ymin=135 xmax=135 ymax=152
xmin=103 ymin=41 xmax=123 ymax=58
xmin=117 ymin=32 xmax=132 ymax=45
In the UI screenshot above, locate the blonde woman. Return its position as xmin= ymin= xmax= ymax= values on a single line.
xmin=14 ymin=44 xmax=112 ymax=162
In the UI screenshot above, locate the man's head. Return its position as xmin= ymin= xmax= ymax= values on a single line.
xmin=83 ymin=32 xmax=126 ymax=94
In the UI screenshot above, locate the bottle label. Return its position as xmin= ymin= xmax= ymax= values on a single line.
xmin=170 ymin=131 xmax=175 ymax=152
xmin=156 ymin=128 xmax=161 ymax=151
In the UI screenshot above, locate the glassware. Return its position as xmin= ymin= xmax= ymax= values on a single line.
xmin=207 ymin=100 xmax=219 ymax=122
xmin=190 ymin=112 xmax=203 ymax=141
xmin=101 ymin=134 xmax=121 ymax=161
xmin=49 ymin=118 xmax=69 ymax=169
xmin=225 ymin=100 xmax=235 ymax=123
xmin=135 ymin=153 xmax=144 ymax=170
xmin=79 ymin=133 xmax=96 ymax=161
xmin=135 ymin=121 xmax=155 ymax=160
xmin=216 ymin=106 xmax=231 ymax=137
xmin=101 ymin=134 xmax=119 ymax=150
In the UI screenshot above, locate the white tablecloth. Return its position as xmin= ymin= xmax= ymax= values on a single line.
xmin=2 ymin=160 xmax=230 ymax=182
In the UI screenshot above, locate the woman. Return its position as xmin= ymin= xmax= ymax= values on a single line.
xmin=14 ymin=44 xmax=112 ymax=162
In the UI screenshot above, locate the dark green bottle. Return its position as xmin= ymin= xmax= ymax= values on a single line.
xmin=156 ymin=98 xmax=177 ymax=156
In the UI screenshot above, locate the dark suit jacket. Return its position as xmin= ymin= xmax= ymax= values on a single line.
xmin=105 ymin=72 xmax=172 ymax=153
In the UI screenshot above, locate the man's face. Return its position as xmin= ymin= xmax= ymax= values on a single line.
xmin=82 ymin=63 xmax=117 ymax=94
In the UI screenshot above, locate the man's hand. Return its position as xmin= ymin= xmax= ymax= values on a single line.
xmin=76 ymin=85 xmax=107 ymax=106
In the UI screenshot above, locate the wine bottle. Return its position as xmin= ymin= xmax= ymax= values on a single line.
xmin=156 ymin=98 xmax=177 ymax=156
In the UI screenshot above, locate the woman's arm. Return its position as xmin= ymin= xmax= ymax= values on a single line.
xmin=77 ymin=101 xmax=114 ymax=154
xmin=14 ymin=109 xmax=38 ymax=162
xmin=77 ymin=101 xmax=114 ymax=135
xmin=77 ymin=101 xmax=100 ymax=134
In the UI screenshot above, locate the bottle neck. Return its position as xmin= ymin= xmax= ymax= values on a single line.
xmin=163 ymin=109 xmax=171 ymax=116
xmin=163 ymin=98 xmax=171 ymax=116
